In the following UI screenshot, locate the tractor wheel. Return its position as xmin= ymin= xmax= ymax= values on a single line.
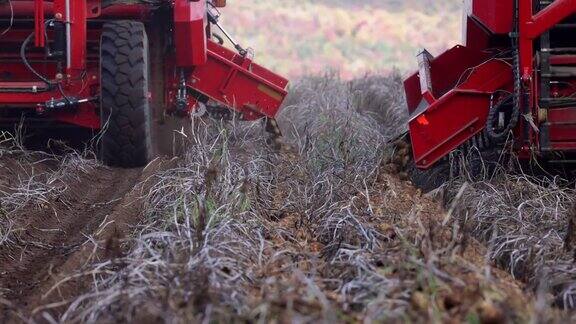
xmin=99 ymin=21 xmax=152 ymax=168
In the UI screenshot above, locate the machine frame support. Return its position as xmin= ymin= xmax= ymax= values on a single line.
xmin=0 ymin=0 xmax=288 ymax=130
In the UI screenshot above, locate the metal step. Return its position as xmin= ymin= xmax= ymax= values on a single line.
xmin=0 ymin=81 xmax=49 ymax=93
xmin=540 ymin=97 xmax=576 ymax=109
xmin=555 ymin=23 xmax=576 ymax=29
xmin=541 ymin=47 xmax=576 ymax=54
xmin=550 ymin=54 xmax=576 ymax=65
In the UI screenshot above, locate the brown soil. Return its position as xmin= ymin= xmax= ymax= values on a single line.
xmin=242 ymin=147 xmax=535 ymax=322
xmin=368 ymin=173 xmax=532 ymax=322
xmin=0 ymin=145 xmax=540 ymax=322
xmin=0 ymin=156 xmax=177 ymax=322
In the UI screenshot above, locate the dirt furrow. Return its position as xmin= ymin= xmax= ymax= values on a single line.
xmin=0 ymin=157 xmax=175 ymax=321
xmin=0 ymin=166 xmax=139 ymax=304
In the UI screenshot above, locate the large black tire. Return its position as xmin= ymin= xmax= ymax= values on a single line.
xmin=99 ymin=21 xmax=152 ymax=168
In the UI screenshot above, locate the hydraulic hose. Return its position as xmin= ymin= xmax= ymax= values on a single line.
xmin=20 ymin=32 xmax=53 ymax=87
xmin=486 ymin=94 xmax=519 ymax=141
xmin=486 ymin=0 xmax=521 ymax=141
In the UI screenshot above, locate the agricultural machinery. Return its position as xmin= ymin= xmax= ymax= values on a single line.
xmin=0 ymin=0 xmax=288 ymax=167
xmin=404 ymin=0 xmax=576 ymax=170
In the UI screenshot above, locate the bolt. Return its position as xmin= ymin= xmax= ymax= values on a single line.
xmin=55 ymin=13 xmax=63 ymax=20
xmin=55 ymin=73 xmax=64 ymax=80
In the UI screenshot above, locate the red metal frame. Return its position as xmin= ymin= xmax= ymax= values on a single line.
xmin=0 ymin=0 xmax=288 ymax=130
xmin=174 ymin=0 xmax=207 ymax=67
xmin=187 ymin=41 xmax=288 ymax=120
xmin=34 ymin=0 xmax=45 ymax=48
xmin=406 ymin=48 xmax=512 ymax=168
xmin=405 ymin=0 xmax=576 ymax=169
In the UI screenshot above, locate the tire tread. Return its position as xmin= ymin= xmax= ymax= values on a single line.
xmin=100 ymin=20 xmax=151 ymax=168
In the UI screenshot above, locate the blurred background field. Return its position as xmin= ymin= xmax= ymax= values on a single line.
xmin=219 ymin=0 xmax=462 ymax=79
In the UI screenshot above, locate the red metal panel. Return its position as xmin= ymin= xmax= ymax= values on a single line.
xmin=548 ymin=108 xmax=576 ymax=123
xmin=189 ymin=41 xmax=288 ymax=120
xmin=0 ymin=81 xmax=48 ymax=89
xmin=547 ymin=109 xmax=576 ymax=149
xmin=549 ymin=126 xmax=576 ymax=142
xmin=550 ymin=142 xmax=576 ymax=150
xmin=34 ymin=0 xmax=45 ymax=47
xmin=547 ymin=107 xmax=576 ymax=145
xmin=409 ymin=59 xmax=513 ymax=169
xmin=404 ymin=45 xmax=490 ymax=115
xmin=99 ymin=4 xmax=152 ymax=19
xmin=0 ymin=1 xmax=51 ymax=17
xmin=52 ymin=104 xmax=100 ymax=129
xmin=470 ymin=0 xmax=513 ymax=34
xmin=0 ymin=91 xmax=56 ymax=104
xmin=68 ymin=0 xmax=87 ymax=75
xmin=550 ymin=55 xmax=576 ymax=65
xmin=174 ymin=0 xmax=207 ymax=67
xmin=0 ymin=60 xmax=57 ymax=81
xmin=404 ymin=73 xmax=421 ymax=114
xmin=410 ymin=91 xmax=488 ymax=168
xmin=547 ymin=109 xmax=576 ymax=146
xmin=527 ymin=0 xmax=576 ymax=39
xmin=463 ymin=16 xmax=492 ymax=52
xmin=0 ymin=2 xmax=151 ymax=19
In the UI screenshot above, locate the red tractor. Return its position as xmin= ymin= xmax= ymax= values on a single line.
xmin=404 ymin=0 xmax=576 ymax=171
xmin=0 ymin=0 xmax=288 ymax=167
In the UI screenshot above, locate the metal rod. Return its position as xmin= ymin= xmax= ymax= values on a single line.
xmin=65 ymin=0 xmax=70 ymax=69
xmin=207 ymin=10 xmax=246 ymax=55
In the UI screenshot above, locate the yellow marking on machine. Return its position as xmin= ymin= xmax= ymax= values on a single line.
xmin=258 ymin=84 xmax=283 ymax=101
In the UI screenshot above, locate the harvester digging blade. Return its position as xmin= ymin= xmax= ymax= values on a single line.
xmin=264 ymin=118 xmax=285 ymax=151
xmin=383 ymin=134 xmax=412 ymax=180
xmin=386 ymin=130 xmax=506 ymax=192
xmin=385 ymin=133 xmax=454 ymax=192
xmin=265 ymin=118 xmax=283 ymax=138
xmin=206 ymin=103 xmax=235 ymax=120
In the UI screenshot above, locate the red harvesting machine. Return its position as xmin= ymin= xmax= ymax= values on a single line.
xmin=0 ymin=0 xmax=288 ymax=167
xmin=405 ymin=0 xmax=576 ymax=169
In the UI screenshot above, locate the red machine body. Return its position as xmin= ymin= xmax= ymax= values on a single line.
xmin=0 ymin=0 xmax=287 ymax=130
xmin=404 ymin=0 xmax=576 ymax=169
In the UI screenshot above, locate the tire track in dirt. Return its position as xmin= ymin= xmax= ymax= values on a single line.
xmin=0 ymin=157 xmax=176 ymax=321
